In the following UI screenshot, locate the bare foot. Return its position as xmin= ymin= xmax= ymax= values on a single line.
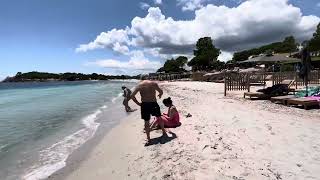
xmin=144 ymin=140 xmax=152 ymax=146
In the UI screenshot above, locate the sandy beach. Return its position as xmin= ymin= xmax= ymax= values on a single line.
xmin=63 ymin=81 xmax=320 ymax=180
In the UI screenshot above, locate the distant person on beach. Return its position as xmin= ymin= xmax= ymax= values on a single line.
xmin=151 ymin=97 xmax=181 ymax=129
xmin=122 ymin=86 xmax=134 ymax=112
xmin=130 ymin=79 xmax=168 ymax=144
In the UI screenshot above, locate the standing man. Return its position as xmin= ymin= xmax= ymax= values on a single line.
xmin=130 ymin=80 xmax=168 ymax=144
xmin=122 ymin=86 xmax=133 ymax=112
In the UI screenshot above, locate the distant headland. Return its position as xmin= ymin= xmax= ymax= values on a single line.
xmin=2 ymin=71 xmax=140 ymax=82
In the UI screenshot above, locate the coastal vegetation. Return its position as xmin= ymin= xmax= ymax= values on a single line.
xmin=187 ymin=37 xmax=222 ymax=71
xmin=158 ymin=37 xmax=225 ymax=72
xmin=233 ymin=23 xmax=320 ymax=62
xmin=307 ymin=23 xmax=320 ymax=52
xmin=2 ymin=72 xmax=140 ymax=82
xmin=157 ymin=56 xmax=188 ymax=73
xmin=232 ymin=36 xmax=298 ymax=62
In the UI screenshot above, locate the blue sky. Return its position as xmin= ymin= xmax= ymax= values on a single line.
xmin=1 ymin=0 xmax=320 ymax=79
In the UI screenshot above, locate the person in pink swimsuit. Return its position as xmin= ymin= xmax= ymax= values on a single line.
xmin=151 ymin=97 xmax=181 ymax=128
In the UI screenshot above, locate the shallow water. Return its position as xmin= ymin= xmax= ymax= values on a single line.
xmin=0 ymin=80 xmax=136 ymax=180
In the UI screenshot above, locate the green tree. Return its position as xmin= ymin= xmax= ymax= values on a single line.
xmin=279 ymin=36 xmax=298 ymax=53
xmin=175 ymin=56 xmax=188 ymax=67
xmin=309 ymin=23 xmax=320 ymax=52
xmin=187 ymin=37 xmax=221 ymax=71
xmin=157 ymin=56 xmax=188 ymax=73
xmin=16 ymin=72 xmax=22 ymax=77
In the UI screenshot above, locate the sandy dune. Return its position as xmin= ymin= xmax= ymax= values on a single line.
xmin=65 ymin=81 xmax=320 ymax=180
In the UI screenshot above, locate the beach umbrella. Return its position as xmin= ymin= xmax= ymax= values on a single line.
xmin=239 ymin=67 xmax=262 ymax=73
xmin=239 ymin=54 xmax=299 ymax=64
xmin=300 ymin=48 xmax=312 ymax=96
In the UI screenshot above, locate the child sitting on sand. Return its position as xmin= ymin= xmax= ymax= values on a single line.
xmin=150 ymin=97 xmax=181 ymax=129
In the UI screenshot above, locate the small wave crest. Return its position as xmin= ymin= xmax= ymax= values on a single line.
xmin=111 ymin=92 xmax=123 ymax=103
xmin=22 ymin=106 xmax=106 ymax=180
xmin=109 ymin=79 xmax=140 ymax=83
xmin=101 ymin=105 xmax=108 ymax=109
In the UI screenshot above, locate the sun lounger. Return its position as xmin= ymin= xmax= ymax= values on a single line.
xmin=270 ymin=95 xmax=295 ymax=105
xmin=286 ymin=98 xmax=319 ymax=110
xmin=288 ymin=88 xmax=296 ymax=94
xmin=244 ymin=79 xmax=296 ymax=100
xmin=243 ymin=92 xmax=270 ymax=99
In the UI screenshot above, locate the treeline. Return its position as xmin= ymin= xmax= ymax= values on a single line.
xmin=3 ymin=71 xmax=139 ymax=82
xmin=233 ymin=23 xmax=320 ymax=62
xmin=232 ymin=36 xmax=298 ymax=62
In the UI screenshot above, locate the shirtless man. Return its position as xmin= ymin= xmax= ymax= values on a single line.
xmin=130 ymin=80 xmax=168 ymax=143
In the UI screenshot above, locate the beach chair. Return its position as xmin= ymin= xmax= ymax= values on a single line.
xmin=286 ymin=98 xmax=319 ymax=110
xmin=243 ymin=92 xmax=270 ymax=99
xmin=270 ymin=95 xmax=295 ymax=105
xmin=244 ymin=79 xmax=295 ymax=100
xmin=281 ymin=80 xmax=296 ymax=94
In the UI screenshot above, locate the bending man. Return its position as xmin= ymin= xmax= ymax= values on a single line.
xmin=130 ymin=80 xmax=167 ymax=144
xmin=122 ymin=86 xmax=133 ymax=112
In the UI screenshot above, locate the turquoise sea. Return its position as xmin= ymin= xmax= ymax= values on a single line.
xmin=0 ymin=80 xmax=136 ymax=180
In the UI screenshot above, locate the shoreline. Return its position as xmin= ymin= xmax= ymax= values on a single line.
xmin=48 ymin=104 xmax=137 ymax=180
xmin=53 ymin=81 xmax=320 ymax=180
xmin=45 ymin=95 xmax=138 ymax=180
xmin=50 ymin=107 xmax=143 ymax=180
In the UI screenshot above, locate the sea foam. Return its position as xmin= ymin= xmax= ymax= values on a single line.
xmin=111 ymin=92 xmax=123 ymax=103
xmin=22 ymin=107 xmax=103 ymax=180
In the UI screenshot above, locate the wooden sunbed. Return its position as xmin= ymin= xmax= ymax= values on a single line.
xmin=270 ymin=95 xmax=295 ymax=105
xmin=243 ymin=92 xmax=270 ymax=99
xmin=288 ymin=88 xmax=296 ymax=94
xmin=244 ymin=79 xmax=296 ymax=100
xmin=286 ymin=98 xmax=319 ymax=110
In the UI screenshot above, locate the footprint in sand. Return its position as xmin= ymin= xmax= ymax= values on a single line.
xmin=266 ymin=124 xmax=272 ymax=131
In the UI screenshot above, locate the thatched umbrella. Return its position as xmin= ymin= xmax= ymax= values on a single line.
xmin=239 ymin=54 xmax=299 ymax=64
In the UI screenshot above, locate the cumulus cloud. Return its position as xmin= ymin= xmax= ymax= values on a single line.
xmin=177 ymin=0 xmax=207 ymax=11
xmin=130 ymin=1 xmax=319 ymax=53
xmin=218 ymin=51 xmax=233 ymax=62
xmin=86 ymin=50 xmax=162 ymax=73
xmin=78 ymin=0 xmax=320 ymax=64
xmin=154 ymin=0 xmax=162 ymax=5
xmin=76 ymin=28 xmax=130 ymax=54
xmin=140 ymin=2 xmax=151 ymax=10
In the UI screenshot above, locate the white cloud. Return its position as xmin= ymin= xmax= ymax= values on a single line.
xmin=78 ymin=0 xmax=320 ymax=63
xmin=177 ymin=0 xmax=207 ymax=11
xmin=86 ymin=50 xmax=162 ymax=73
xmin=140 ymin=2 xmax=151 ymax=10
xmin=129 ymin=2 xmax=319 ymax=54
xmin=0 ymin=73 xmax=6 ymax=81
xmin=112 ymin=42 xmax=130 ymax=55
xmin=218 ymin=51 xmax=233 ymax=62
xmin=154 ymin=0 xmax=162 ymax=5
xmin=76 ymin=28 xmax=130 ymax=54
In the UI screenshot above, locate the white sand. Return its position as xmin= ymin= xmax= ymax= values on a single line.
xmin=65 ymin=81 xmax=320 ymax=180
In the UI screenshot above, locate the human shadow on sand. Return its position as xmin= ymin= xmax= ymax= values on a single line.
xmin=145 ymin=132 xmax=177 ymax=147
